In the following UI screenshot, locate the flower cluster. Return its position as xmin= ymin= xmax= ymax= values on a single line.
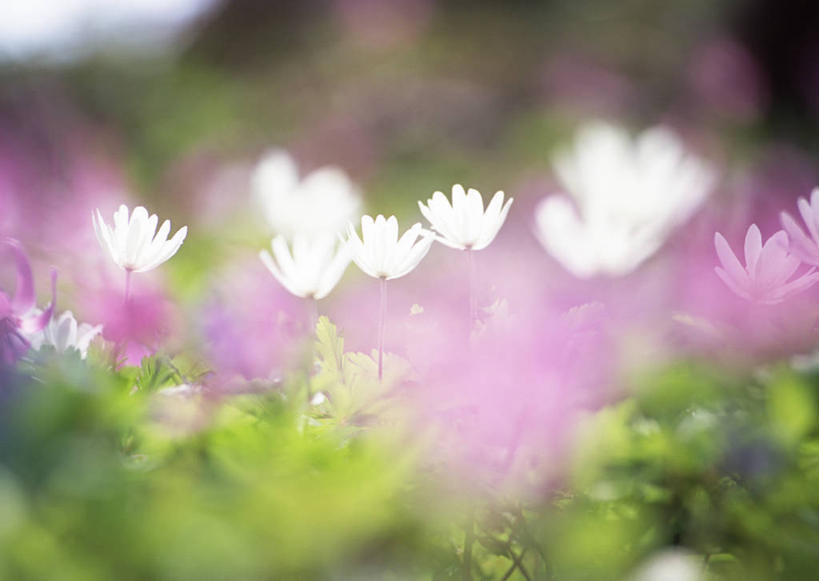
xmin=253 ymin=149 xmax=514 ymax=302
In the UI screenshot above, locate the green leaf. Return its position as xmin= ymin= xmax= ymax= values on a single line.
xmin=769 ymin=373 xmax=816 ymax=446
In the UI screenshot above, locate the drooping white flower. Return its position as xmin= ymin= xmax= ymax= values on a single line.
xmin=780 ymin=187 xmax=819 ymax=266
xmin=345 ymin=215 xmax=434 ymax=280
xmin=29 ymin=310 xmax=102 ymax=359
xmin=252 ymin=149 xmax=361 ymax=239
xmin=535 ymin=121 xmax=715 ymax=278
xmin=93 ymin=205 xmax=187 ymax=273
xmin=418 ymin=184 xmax=513 ymax=250
xmin=259 ymin=234 xmax=351 ymax=300
xmin=714 ymin=224 xmax=819 ymax=304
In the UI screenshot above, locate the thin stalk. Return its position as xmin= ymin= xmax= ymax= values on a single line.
xmin=378 ymin=277 xmax=387 ymax=382
xmin=307 ymin=296 xmax=319 ymax=336
xmin=124 ymin=269 xmax=132 ymax=305
xmin=306 ymin=295 xmax=319 ymax=401
xmin=467 ymin=248 xmax=477 ymax=325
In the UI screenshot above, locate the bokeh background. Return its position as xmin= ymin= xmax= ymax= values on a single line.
xmin=5 ymin=0 xmax=819 ymax=359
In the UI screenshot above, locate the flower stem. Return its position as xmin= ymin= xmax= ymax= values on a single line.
xmin=467 ymin=248 xmax=477 ymax=325
xmin=124 ymin=269 xmax=132 ymax=305
xmin=307 ymin=296 xmax=318 ymax=336
xmin=378 ymin=277 xmax=387 ymax=382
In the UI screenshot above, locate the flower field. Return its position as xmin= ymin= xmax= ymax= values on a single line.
xmin=2 ymin=1 xmax=819 ymax=579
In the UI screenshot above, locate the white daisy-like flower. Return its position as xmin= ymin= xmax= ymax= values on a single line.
xmin=259 ymin=234 xmax=351 ymax=300
xmin=92 ymin=205 xmax=188 ymax=273
xmin=418 ymin=184 xmax=513 ymax=250
xmin=252 ymin=149 xmax=361 ymax=239
xmin=535 ymin=121 xmax=715 ymax=278
xmin=29 ymin=310 xmax=102 ymax=359
xmin=345 ymin=215 xmax=434 ymax=280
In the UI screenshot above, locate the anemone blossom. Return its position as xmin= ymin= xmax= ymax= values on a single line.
xmin=419 ymin=184 xmax=513 ymax=322
xmin=252 ymin=150 xmax=361 ymax=239
xmin=714 ymin=224 xmax=819 ymax=304
xmin=29 ymin=310 xmax=102 ymax=359
xmin=345 ymin=214 xmax=434 ymax=381
xmin=780 ymin=187 xmax=819 ymax=267
xmin=259 ymin=234 xmax=351 ymax=301
xmin=536 ymin=121 xmax=715 ymax=278
xmin=93 ymin=205 xmax=188 ymax=301
xmin=418 ymin=184 xmax=513 ymax=251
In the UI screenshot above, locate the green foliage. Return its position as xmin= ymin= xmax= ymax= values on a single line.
xmin=5 ymin=330 xmax=819 ymax=578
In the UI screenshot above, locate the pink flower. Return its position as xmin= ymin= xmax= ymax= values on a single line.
xmin=0 ymin=239 xmax=56 ymax=365
xmin=780 ymin=187 xmax=819 ymax=266
xmin=714 ymin=224 xmax=819 ymax=304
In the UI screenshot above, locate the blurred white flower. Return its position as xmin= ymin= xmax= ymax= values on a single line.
xmin=93 ymin=205 xmax=188 ymax=273
xmin=418 ymin=184 xmax=513 ymax=250
xmin=345 ymin=215 xmax=434 ymax=280
xmin=781 ymin=187 xmax=819 ymax=266
xmin=259 ymin=234 xmax=351 ymax=300
xmin=714 ymin=224 xmax=819 ymax=304
xmin=29 ymin=310 xmax=102 ymax=359
xmin=252 ymin=150 xmax=362 ymax=239
xmin=535 ymin=121 xmax=715 ymax=278
xmin=157 ymin=383 xmax=201 ymax=397
xmin=629 ymin=550 xmax=703 ymax=581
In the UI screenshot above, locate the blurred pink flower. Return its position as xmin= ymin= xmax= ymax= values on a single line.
xmin=201 ymin=257 xmax=307 ymax=383
xmin=88 ymin=285 xmax=177 ymax=366
xmin=714 ymin=224 xmax=819 ymax=304
xmin=688 ymin=39 xmax=767 ymax=121
xmin=408 ymin=295 xmax=616 ymax=494
xmin=780 ymin=187 xmax=819 ymax=266
xmin=0 ymin=239 xmax=56 ymax=365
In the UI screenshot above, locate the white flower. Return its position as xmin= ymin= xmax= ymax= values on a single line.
xmin=345 ymin=215 xmax=434 ymax=280
xmin=259 ymin=234 xmax=351 ymax=300
xmin=252 ymin=149 xmax=361 ymax=238
xmin=714 ymin=224 xmax=819 ymax=304
xmin=629 ymin=550 xmax=703 ymax=581
xmin=418 ymin=184 xmax=513 ymax=250
xmin=93 ymin=205 xmax=187 ymax=272
xmin=29 ymin=310 xmax=102 ymax=359
xmin=535 ymin=121 xmax=715 ymax=278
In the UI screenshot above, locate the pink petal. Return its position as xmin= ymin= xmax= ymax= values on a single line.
xmin=744 ymin=224 xmax=763 ymax=275
xmin=714 ymin=232 xmax=748 ymax=287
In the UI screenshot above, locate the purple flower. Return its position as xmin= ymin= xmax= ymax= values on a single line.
xmin=0 ymin=239 xmax=56 ymax=365
xmin=714 ymin=224 xmax=819 ymax=304
xmin=780 ymin=187 xmax=819 ymax=266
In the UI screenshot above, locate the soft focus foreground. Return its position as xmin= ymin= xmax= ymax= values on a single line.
xmin=3 ymin=1 xmax=819 ymax=579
